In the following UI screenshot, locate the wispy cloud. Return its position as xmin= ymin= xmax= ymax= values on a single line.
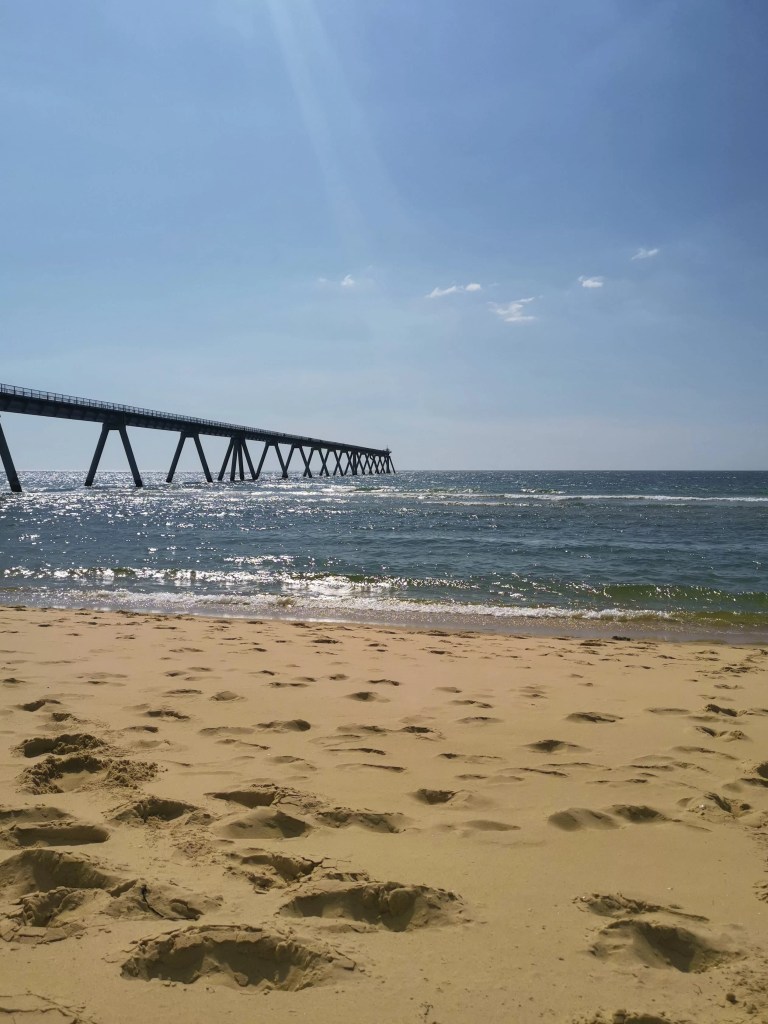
xmin=631 ymin=247 xmax=660 ymax=260
xmin=317 ymin=273 xmax=369 ymax=289
xmin=578 ymin=275 xmax=604 ymax=289
xmin=489 ymin=297 xmax=536 ymax=324
xmin=426 ymin=282 xmax=483 ymax=299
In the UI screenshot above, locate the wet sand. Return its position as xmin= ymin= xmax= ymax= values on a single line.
xmin=1 ymin=605 xmax=767 ymax=1024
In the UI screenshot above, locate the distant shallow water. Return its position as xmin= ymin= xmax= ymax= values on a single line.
xmin=1 ymin=470 xmax=767 ymax=641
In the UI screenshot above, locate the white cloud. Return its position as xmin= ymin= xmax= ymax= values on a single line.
xmin=489 ymin=297 xmax=536 ymax=324
xmin=631 ymin=247 xmax=660 ymax=260
xmin=579 ymin=275 xmax=604 ymax=288
xmin=426 ymin=282 xmax=483 ymax=299
xmin=427 ymin=285 xmax=461 ymax=299
xmin=317 ymin=273 xmax=371 ymax=289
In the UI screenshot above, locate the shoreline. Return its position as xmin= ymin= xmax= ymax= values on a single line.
xmin=2 ymin=593 xmax=767 ymax=646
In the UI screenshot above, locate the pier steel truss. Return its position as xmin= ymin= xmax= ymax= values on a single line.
xmin=0 ymin=383 xmax=394 ymax=493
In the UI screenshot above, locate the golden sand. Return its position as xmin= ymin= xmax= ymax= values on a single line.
xmin=1 ymin=605 xmax=767 ymax=1023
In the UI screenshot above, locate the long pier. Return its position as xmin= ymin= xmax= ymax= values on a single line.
xmin=0 ymin=383 xmax=394 ymax=493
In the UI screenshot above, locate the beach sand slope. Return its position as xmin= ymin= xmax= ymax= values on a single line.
xmin=1 ymin=606 xmax=767 ymax=1023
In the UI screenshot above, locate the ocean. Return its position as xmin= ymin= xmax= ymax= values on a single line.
xmin=1 ymin=470 xmax=767 ymax=640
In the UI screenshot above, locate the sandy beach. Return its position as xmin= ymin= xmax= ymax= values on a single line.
xmin=1 ymin=605 xmax=767 ymax=1024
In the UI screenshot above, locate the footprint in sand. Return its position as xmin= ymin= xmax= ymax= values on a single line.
xmin=199 ymin=726 xmax=254 ymax=737
xmin=325 ymin=746 xmax=388 ymax=757
xmin=144 ymin=708 xmax=190 ymax=721
xmin=457 ymin=716 xmax=502 ymax=725
xmin=346 ymin=691 xmax=389 ymax=703
xmin=111 ymin=796 xmax=201 ymax=825
xmin=226 ymin=847 xmax=324 ymax=891
xmin=0 ymin=807 xmax=109 ymax=849
xmin=279 ymin=878 xmax=465 ymax=931
xmin=567 ymin=712 xmax=622 ymax=724
xmin=694 ymin=725 xmax=748 ymax=741
xmin=15 ymin=734 xmax=106 ymax=759
xmin=549 ymin=805 xmax=670 ymax=831
xmin=17 ymin=698 xmax=62 ymax=712
xmin=268 ymin=755 xmax=316 ymax=771
xmin=209 ymin=784 xmax=404 ymax=833
xmin=527 ymin=739 xmax=585 ymax=753
xmin=646 ymin=707 xmax=690 ymax=715
xmin=741 ymin=761 xmax=768 ymax=788
xmin=19 ymin=753 xmax=157 ymax=795
xmin=678 ymin=791 xmax=754 ymax=824
xmin=576 ymin=892 xmax=708 ymax=921
xmin=401 ymin=724 xmax=444 ymax=739
xmin=412 ymin=788 xmax=457 ymax=805
xmin=589 ymin=915 xmax=742 ymax=973
xmin=0 ymin=849 xmax=215 ymax=941
xmin=121 ymin=925 xmax=354 ymax=989
xmin=257 ymin=719 xmax=312 ymax=732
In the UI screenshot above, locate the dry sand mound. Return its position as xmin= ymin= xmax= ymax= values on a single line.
xmin=217 ymin=808 xmax=312 ymax=839
xmin=121 ymin=925 xmax=355 ymax=990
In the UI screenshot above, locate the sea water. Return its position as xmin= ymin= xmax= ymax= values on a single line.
xmin=1 ymin=470 xmax=767 ymax=640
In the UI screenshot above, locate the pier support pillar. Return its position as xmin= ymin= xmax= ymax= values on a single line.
xmin=193 ymin=434 xmax=213 ymax=482
xmin=299 ymin=446 xmax=313 ymax=478
xmin=0 ymin=419 xmax=22 ymax=493
xmin=241 ymin=440 xmax=257 ymax=480
xmin=167 ymin=431 xmax=187 ymax=483
xmin=85 ymin=423 xmax=142 ymax=487
xmin=119 ymin=426 xmax=143 ymax=487
xmin=218 ymin=438 xmax=235 ymax=481
xmin=85 ymin=423 xmax=110 ymax=487
xmin=254 ymin=442 xmax=271 ymax=480
xmin=318 ymin=449 xmax=330 ymax=477
xmin=280 ymin=445 xmax=294 ymax=479
xmin=167 ymin=430 xmax=211 ymax=483
xmin=221 ymin=437 xmax=247 ymax=482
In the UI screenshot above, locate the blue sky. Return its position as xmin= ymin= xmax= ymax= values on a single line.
xmin=2 ymin=0 xmax=767 ymax=471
